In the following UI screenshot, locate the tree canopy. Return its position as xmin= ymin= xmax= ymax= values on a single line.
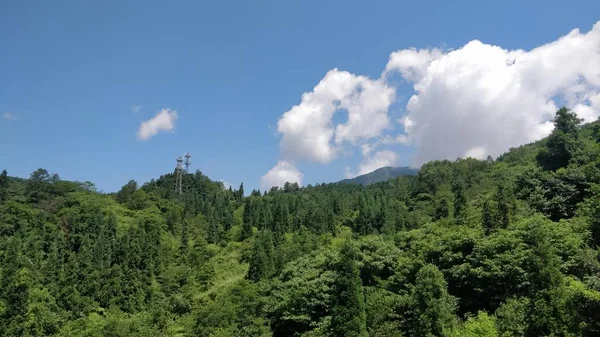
xmin=2 ymin=107 xmax=600 ymax=336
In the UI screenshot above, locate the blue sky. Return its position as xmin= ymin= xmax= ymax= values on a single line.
xmin=1 ymin=0 xmax=600 ymax=193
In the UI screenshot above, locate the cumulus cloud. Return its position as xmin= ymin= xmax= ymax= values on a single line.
xmin=260 ymin=160 xmax=303 ymax=190
xmin=130 ymin=104 xmax=142 ymax=113
xmin=276 ymin=69 xmax=395 ymax=164
xmin=266 ymin=69 xmax=396 ymax=186
xmin=137 ymin=108 xmax=178 ymax=141
xmin=2 ymin=112 xmax=17 ymax=120
xmin=384 ymin=48 xmax=442 ymax=81
xmin=264 ymin=21 xmax=600 ymax=186
xmin=387 ymin=22 xmax=600 ymax=165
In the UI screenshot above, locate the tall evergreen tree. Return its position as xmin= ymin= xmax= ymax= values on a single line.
xmin=326 ymin=208 xmax=336 ymax=235
xmin=223 ymin=208 xmax=235 ymax=232
xmin=0 ymin=169 xmax=8 ymax=204
xmin=246 ymin=230 xmax=275 ymax=282
xmin=241 ymin=198 xmax=253 ymax=240
xmin=434 ymin=197 xmax=450 ymax=220
xmin=410 ymin=264 xmax=457 ymax=337
xmin=536 ymin=107 xmax=583 ymax=171
xmin=236 ymin=183 xmax=245 ymax=203
xmin=26 ymin=168 xmax=51 ymax=204
xmin=482 ymin=198 xmax=494 ymax=234
xmin=115 ymin=179 xmax=138 ymax=204
xmin=495 ymin=182 xmax=513 ymax=228
xmin=331 ymin=240 xmax=368 ymax=337
xmin=452 ymin=178 xmax=467 ymax=222
xmin=356 ymin=194 xmax=375 ymax=235
xmin=207 ymin=220 xmax=222 ymax=244
xmin=179 ymin=219 xmax=190 ymax=259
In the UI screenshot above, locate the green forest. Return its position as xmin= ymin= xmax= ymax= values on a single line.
xmin=2 ymin=107 xmax=600 ymax=336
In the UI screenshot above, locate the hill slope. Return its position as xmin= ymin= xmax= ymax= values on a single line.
xmin=2 ymin=108 xmax=600 ymax=337
xmin=339 ymin=166 xmax=418 ymax=185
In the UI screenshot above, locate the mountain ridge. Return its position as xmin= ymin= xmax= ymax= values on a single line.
xmin=339 ymin=166 xmax=418 ymax=185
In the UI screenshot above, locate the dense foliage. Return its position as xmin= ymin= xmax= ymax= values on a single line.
xmin=2 ymin=108 xmax=600 ymax=336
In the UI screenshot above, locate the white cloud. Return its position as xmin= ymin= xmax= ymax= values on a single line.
xmin=137 ymin=108 xmax=178 ymax=141
xmin=269 ymin=69 xmax=396 ymax=185
xmin=130 ymin=104 xmax=142 ymax=113
xmin=572 ymin=92 xmax=600 ymax=122
xmin=260 ymin=160 xmax=303 ymax=190
xmin=276 ymin=69 xmax=395 ymax=164
xmin=464 ymin=146 xmax=487 ymax=160
xmin=386 ymin=21 xmax=600 ymax=165
xmin=384 ymin=47 xmax=442 ymax=81
xmin=346 ymin=150 xmax=398 ymax=178
xmin=264 ymin=21 xmax=600 ymax=186
xmin=2 ymin=112 xmax=17 ymax=120
xmin=358 ymin=150 xmax=398 ymax=175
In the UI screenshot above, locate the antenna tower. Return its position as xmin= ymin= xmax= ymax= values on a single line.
xmin=175 ymin=156 xmax=184 ymax=194
xmin=184 ymin=152 xmax=192 ymax=173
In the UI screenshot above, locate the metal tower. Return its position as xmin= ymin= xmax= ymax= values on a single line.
xmin=175 ymin=156 xmax=184 ymax=194
xmin=184 ymin=152 xmax=192 ymax=173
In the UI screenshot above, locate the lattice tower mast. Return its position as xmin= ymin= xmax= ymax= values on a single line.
xmin=184 ymin=152 xmax=192 ymax=173
xmin=175 ymin=156 xmax=184 ymax=194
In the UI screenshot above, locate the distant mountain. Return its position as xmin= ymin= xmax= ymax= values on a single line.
xmin=339 ymin=166 xmax=418 ymax=185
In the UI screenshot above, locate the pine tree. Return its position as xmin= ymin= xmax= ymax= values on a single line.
xmin=410 ymin=264 xmax=457 ymax=337
xmin=326 ymin=208 xmax=336 ymax=235
xmin=587 ymin=184 xmax=600 ymax=247
xmin=536 ymin=107 xmax=583 ymax=171
xmin=356 ymin=194 xmax=374 ymax=235
xmin=223 ymin=208 xmax=235 ymax=232
xmin=0 ymin=169 xmax=8 ymax=204
xmin=331 ymin=240 xmax=368 ymax=337
xmin=180 ymin=219 xmax=190 ymax=259
xmin=247 ymin=230 xmax=275 ymax=282
xmin=434 ymin=197 xmax=450 ymax=220
xmin=272 ymin=200 xmax=288 ymax=244
xmin=482 ymin=198 xmax=494 ymax=234
xmin=115 ymin=179 xmax=138 ymax=204
xmin=452 ymin=177 xmax=467 ymax=223
xmin=495 ymin=182 xmax=513 ymax=228
xmin=241 ymin=199 xmax=253 ymax=240
xmin=259 ymin=202 xmax=272 ymax=230
xmin=236 ymin=182 xmax=245 ymax=203
xmin=207 ymin=220 xmax=222 ymax=244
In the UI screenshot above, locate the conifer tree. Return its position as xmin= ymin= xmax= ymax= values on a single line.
xmin=434 ymin=197 xmax=450 ymax=220
xmin=331 ymin=240 xmax=368 ymax=337
xmin=241 ymin=198 xmax=253 ymax=240
xmin=482 ymin=198 xmax=494 ymax=234
xmin=495 ymin=182 xmax=513 ymax=228
xmin=0 ymin=169 xmax=8 ymax=204
xmin=259 ymin=203 xmax=272 ymax=230
xmin=223 ymin=208 xmax=235 ymax=232
xmin=236 ymin=182 xmax=244 ymax=203
xmin=180 ymin=219 xmax=190 ymax=259
xmin=452 ymin=178 xmax=467 ymax=222
xmin=410 ymin=264 xmax=457 ymax=337
xmin=247 ymin=230 xmax=274 ymax=282
xmin=207 ymin=220 xmax=222 ymax=244
xmin=536 ymin=107 xmax=583 ymax=171
xmin=326 ymin=208 xmax=336 ymax=235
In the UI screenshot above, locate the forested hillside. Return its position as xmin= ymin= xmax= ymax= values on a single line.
xmin=2 ymin=107 xmax=600 ymax=336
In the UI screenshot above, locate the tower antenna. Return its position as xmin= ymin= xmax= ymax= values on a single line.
xmin=175 ymin=156 xmax=183 ymax=195
xmin=184 ymin=152 xmax=192 ymax=173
